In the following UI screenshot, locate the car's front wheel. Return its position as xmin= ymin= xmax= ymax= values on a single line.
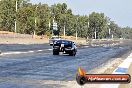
xmin=69 ymin=50 xmax=76 ymax=56
xmin=53 ymin=49 xmax=59 ymax=55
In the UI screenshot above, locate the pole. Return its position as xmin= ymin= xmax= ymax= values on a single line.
xmin=64 ymin=25 xmax=65 ymax=39
xmin=16 ymin=0 xmax=17 ymax=12
xmin=14 ymin=20 xmax=16 ymax=38
xmin=34 ymin=17 xmax=36 ymax=38
xmin=15 ymin=0 xmax=17 ymax=33
xmin=63 ymin=16 xmax=66 ymax=39
xmin=87 ymin=21 xmax=89 ymax=39
xmin=94 ymin=28 xmax=96 ymax=39
xmin=52 ymin=16 xmax=55 ymax=36
xmin=112 ymin=34 xmax=113 ymax=39
xmin=109 ymin=28 xmax=111 ymax=38
xmin=108 ymin=22 xmax=111 ymax=39
xmin=34 ymin=6 xmax=38 ymax=38
xmin=76 ymin=29 xmax=77 ymax=40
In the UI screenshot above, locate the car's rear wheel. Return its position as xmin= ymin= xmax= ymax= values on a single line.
xmin=53 ymin=50 xmax=59 ymax=55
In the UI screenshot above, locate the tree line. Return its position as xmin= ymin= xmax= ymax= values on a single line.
xmin=0 ymin=0 xmax=132 ymax=39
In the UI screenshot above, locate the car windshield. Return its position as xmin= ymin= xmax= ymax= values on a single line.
xmin=51 ymin=37 xmax=60 ymax=39
xmin=57 ymin=40 xmax=72 ymax=44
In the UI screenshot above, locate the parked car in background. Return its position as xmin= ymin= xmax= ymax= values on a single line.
xmin=49 ymin=36 xmax=61 ymax=46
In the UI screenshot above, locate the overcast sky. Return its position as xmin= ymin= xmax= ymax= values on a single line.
xmin=30 ymin=0 xmax=132 ymax=27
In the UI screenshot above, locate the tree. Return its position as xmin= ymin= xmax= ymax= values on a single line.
xmin=0 ymin=0 xmax=15 ymax=31
xmin=89 ymin=12 xmax=109 ymax=39
xmin=109 ymin=21 xmax=122 ymax=38
xmin=17 ymin=3 xmax=34 ymax=34
xmin=0 ymin=0 xmax=29 ymax=32
xmin=36 ymin=3 xmax=50 ymax=35
xmin=121 ymin=27 xmax=132 ymax=39
xmin=0 ymin=1 xmax=131 ymax=39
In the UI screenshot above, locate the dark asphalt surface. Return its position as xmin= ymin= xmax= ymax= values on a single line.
xmin=0 ymin=44 xmax=130 ymax=88
xmin=0 ymin=44 xmax=51 ymax=52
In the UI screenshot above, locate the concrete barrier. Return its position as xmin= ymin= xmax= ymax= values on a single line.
xmin=101 ymin=52 xmax=132 ymax=88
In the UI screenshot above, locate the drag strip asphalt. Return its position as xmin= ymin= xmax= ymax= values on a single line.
xmin=0 ymin=44 xmax=129 ymax=81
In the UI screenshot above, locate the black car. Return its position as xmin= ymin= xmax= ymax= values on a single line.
xmin=53 ymin=40 xmax=77 ymax=56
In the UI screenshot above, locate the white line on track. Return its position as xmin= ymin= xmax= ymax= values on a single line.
xmin=46 ymin=49 xmax=52 ymax=51
xmin=28 ymin=51 xmax=34 ymax=53
xmin=38 ymin=50 xmax=43 ymax=51
xmin=2 ymin=52 xmax=28 ymax=55
xmin=0 ymin=49 xmax=52 ymax=55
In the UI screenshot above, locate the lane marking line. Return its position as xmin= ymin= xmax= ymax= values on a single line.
xmin=38 ymin=50 xmax=43 ymax=51
xmin=0 ymin=48 xmax=52 ymax=55
xmin=115 ymin=67 xmax=128 ymax=73
xmin=28 ymin=51 xmax=34 ymax=53
xmin=46 ymin=49 xmax=52 ymax=51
